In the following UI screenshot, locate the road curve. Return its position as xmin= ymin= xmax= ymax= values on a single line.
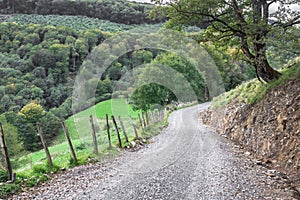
xmin=12 ymin=103 xmax=296 ymax=199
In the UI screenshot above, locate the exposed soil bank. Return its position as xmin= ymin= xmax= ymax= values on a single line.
xmin=200 ymin=79 xmax=300 ymax=195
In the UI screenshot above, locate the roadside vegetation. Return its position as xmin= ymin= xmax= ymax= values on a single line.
xmin=212 ymin=60 xmax=300 ymax=108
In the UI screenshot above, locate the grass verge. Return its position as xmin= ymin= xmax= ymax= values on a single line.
xmin=212 ymin=62 xmax=300 ymax=108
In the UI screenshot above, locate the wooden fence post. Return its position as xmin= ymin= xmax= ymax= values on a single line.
xmin=148 ymin=112 xmax=152 ymax=125
xmin=112 ymin=115 xmax=122 ymax=148
xmin=106 ymin=114 xmax=112 ymax=149
xmin=118 ymin=116 xmax=129 ymax=143
xmin=0 ymin=122 xmax=12 ymax=180
xmin=155 ymin=110 xmax=159 ymax=122
xmin=61 ymin=121 xmax=77 ymax=164
xmin=137 ymin=113 xmax=145 ymax=134
xmin=89 ymin=115 xmax=99 ymax=155
xmin=138 ymin=113 xmax=143 ymax=128
xmin=142 ymin=112 xmax=147 ymax=127
xmin=132 ymin=124 xmax=139 ymax=139
xmin=150 ymin=111 xmax=155 ymax=124
xmin=36 ymin=122 xmax=53 ymax=168
xmin=145 ymin=111 xmax=149 ymax=125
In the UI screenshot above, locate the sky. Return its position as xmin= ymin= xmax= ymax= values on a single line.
xmin=269 ymin=2 xmax=300 ymax=13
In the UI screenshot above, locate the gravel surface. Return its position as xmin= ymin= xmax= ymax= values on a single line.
xmin=10 ymin=103 xmax=298 ymax=199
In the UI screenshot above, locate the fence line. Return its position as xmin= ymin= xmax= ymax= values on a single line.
xmin=89 ymin=115 xmax=99 ymax=155
xmin=111 ymin=115 xmax=122 ymax=148
xmin=0 ymin=109 xmax=167 ymax=182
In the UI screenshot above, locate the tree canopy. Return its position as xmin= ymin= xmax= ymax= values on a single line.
xmin=151 ymin=0 xmax=300 ymax=83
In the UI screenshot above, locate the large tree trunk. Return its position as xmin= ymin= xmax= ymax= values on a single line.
xmin=242 ymin=41 xmax=281 ymax=83
xmin=252 ymin=36 xmax=281 ymax=83
xmin=254 ymin=54 xmax=281 ymax=83
xmin=250 ymin=0 xmax=281 ymax=83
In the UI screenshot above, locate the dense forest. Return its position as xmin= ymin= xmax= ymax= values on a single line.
xmin=0 ymin=0 xmax=162 ymax=24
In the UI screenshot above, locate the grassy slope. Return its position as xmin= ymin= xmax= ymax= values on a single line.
xmin=0 ymin=96 xmax=168 ymax=198
xmin=59 ymin=98 xmax=140 ymax=141
xmin=0 ymin=98 xmax=150 ymax=197
xmin=13 ymin=98 xmax=141 ymax=172
xmin=212 ymin=61 xmax=300 ymax=108
xmin=71 ymin=98 xmax=139 ymax=119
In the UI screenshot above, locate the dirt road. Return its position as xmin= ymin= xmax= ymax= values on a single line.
xmin=12 ymin=103 xmax=296 ymax=199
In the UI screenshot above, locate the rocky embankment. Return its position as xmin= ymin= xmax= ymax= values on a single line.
xmin=200 ymin=79 xmax=300 ymax=195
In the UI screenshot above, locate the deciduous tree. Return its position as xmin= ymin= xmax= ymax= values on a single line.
xmin=151 ymin=0 xmax=300 ymax=82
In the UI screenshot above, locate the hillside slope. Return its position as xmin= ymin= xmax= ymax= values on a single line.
xmin=201 ymin=65 xmax=300 ymax=195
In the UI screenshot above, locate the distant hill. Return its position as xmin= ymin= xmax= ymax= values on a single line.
xmin=0 ymin=0 xmax=164 ymax=24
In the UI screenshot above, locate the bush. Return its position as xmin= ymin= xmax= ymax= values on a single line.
xmin=68 ymin=156 xmax=78 ymax=167
xmin=0 ymin=183 xmax=18 ymax=199
xmin=32 ymin=164 xmax=49 ymax=174
xmin=75 ymin=143 xmax=86 ymax=151
xmin=32 ymin=162 xmax=59 ymax=174
xmin=0 ymin=115 xmax=23 ymax=156
xmin=0 ymin=167 xmax=8 ymax=182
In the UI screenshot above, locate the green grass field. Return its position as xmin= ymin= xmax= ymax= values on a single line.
xmin=57 ymin=98 xmax=141 ymax=141
xmin=71 ymin=98 xmax=140 ymax=119
xmin=1 ymin=99 xmax=167 ymax=198
xmin=12 ymin=98 xmax=142 ymax=172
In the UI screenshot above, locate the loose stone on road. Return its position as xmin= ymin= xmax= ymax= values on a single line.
xmin=11 ymin=103 xmax=297 ymax=199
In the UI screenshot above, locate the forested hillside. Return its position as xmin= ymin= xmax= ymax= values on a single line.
xmin=0 ymin=14 xmax=144 ymax=32
xmin=0 ymin=0 xmax=162 ymax=24
xmin=0 ymin=22 xmax=110 ymax=151
xmin=0 ymin=12 xmax=255 ymax=154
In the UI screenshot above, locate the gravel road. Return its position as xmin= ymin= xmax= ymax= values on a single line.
xmin=11 ymin=103 xmax=297 ymax=199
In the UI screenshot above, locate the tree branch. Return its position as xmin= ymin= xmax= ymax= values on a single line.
xmin=262 ymin=0 xmax=269 ymax=22
xmin=231 ymin=0 xmax=247 ymax=24
xmin=271 ymin=15 xmax=300 ymax=28
xmin=171 ymin=6 xmax=245 ymax=36
xmin=241 ymin=36 xmax=255 ymax=60
xmin=267 ymin=0 xmax=277 ymax=6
